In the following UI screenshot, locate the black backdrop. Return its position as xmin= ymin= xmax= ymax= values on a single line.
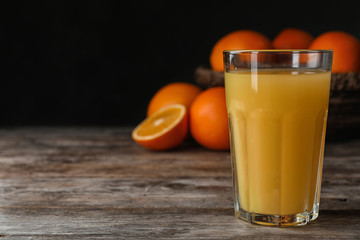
xmin=2 ymin=0 xmax=359 ymax=126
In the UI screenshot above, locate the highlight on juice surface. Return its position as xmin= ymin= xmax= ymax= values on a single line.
xmin=223 ymin=49 xmax=333 ymax=226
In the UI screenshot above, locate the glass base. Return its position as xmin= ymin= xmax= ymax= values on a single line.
xmin=235 ymin=204 xmax=319 ymax=227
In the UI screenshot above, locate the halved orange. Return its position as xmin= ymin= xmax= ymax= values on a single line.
xmin=132 ymin=104 xmax=188 ymax=151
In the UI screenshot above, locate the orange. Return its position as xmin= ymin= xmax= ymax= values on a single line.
xmin=147 ymin=82 xmax=202 ymax=116
xmin=273 ymin=28 xmax=314 ymax=49
xmin=210 ymin=30 xmax=272 ymax=72
xmin=132 ymin=104 xmax=188 ymax=151
xmin=309 ymin=31 xmax=360 ymax=73
xmin=190 ymin=87 xmax=229 ymax=150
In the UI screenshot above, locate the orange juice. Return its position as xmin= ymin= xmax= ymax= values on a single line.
xmin=225 ymin=69 xmax=331 ymax=216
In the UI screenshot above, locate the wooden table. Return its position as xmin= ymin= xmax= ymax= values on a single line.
xmin=0 ymin=127 xmax=359 ymax=239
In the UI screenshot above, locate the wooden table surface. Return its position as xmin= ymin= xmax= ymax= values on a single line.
xmin=0 ymin=127 xmax=359 ymax=239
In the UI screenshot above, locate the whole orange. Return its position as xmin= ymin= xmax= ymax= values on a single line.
xmin=309 ymin=31 xmax=360 ymax=73
xmin=210 ymin=30 xmax=272 ymax=72
xmin=190 ymin=87 xmax=229 ymax=150
xmin=147 ymin=82 xmax=202 ymax=116
xmin=273 ymin=28 xmax=314 ymax=49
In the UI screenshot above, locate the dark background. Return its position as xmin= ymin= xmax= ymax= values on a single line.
xmin=1 ymin=0 xmax=359 ymax=126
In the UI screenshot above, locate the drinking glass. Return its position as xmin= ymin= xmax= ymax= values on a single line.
xmin=224 ymin=50 xmax=333 ymax=226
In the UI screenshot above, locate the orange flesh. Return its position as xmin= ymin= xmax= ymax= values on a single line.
xmin=136 ymin=107 xmax=182 ymax=137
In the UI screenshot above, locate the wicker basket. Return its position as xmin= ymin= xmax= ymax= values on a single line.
xmin=194 ymin=66 xmax=360 ymax=140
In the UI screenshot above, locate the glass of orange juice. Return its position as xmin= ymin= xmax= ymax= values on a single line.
xmin=223 ymin=50 xmax=333 ymax=226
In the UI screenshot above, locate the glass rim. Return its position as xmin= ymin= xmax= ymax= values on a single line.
xmin=223 ymin=49 xmax=333 ymax=54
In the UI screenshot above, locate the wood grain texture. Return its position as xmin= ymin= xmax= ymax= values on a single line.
xmin=0 ymin=127 xmax=359 ymax=239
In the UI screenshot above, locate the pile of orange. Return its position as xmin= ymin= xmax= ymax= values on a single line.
xmin=132 ymin=28 xmax=360 ymax=151
xmin=210 ymin=28 xmax=360 ymax=73
xmin=132 ymin=83 xmax=229 ymax=151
